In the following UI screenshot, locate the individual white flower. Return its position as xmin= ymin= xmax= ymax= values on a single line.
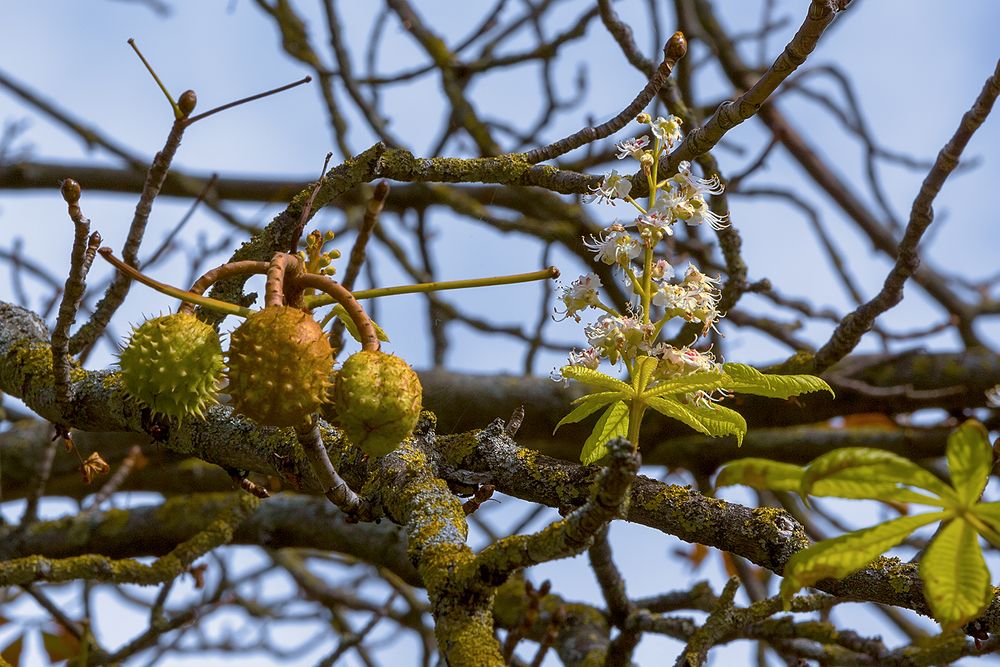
xmin=556 ymin=273 xmax=602 ymax=322
xmin=987 ymin=384 xmax=1000 ymax=407
xmin=685 ymin=196 xmax=730 ymax=230
xmin=650 ymin=115 xmax=683 ymax=148
xmin=652 ymin=182 xmax=693 ymax=219
xmin=650 ymin=258 xmax=675 ymax=281
xmin=683 ymin=265 xmax=722 ymax=290
xmin=651 ymin=282 xmax=686 ymax=309
xmin=615 ymin=135 xmax=650 ymax=160
xmin=650 ymin=343 xmax=720 ymax=377
xmin=567 ymin=347 xmax=601 ymax=370
xmin=633 ymin=210 xmax=674 ymax=245
xmin=584 ymin=170 xmax=632 ymax=204
xmin=675 ymin=160 xmax=724 ymax=195
xmin=583 ymin=224 xmax=641 ymax=267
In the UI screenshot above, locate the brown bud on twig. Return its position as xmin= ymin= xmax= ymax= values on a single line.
xmin=60 ymin=178 xmax=81 ymax=204
xmin=665 ymin=31 xmax=687 ymax=61
xmin=178 ymin=90 xmax=198 ymax=116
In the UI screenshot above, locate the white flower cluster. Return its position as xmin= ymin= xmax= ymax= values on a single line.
xmin=558 ymin=114 xmax=731 ymax=402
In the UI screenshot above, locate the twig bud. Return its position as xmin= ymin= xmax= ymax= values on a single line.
xmin=665 ymin=31 xmax=688 ymax=61
xmin=178 ymin=90 xmax=198 ymax=116
xmin=60 ymin=178 xmax=81 ymax=204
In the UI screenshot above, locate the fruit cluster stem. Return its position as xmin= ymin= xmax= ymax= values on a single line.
xmin=297 ymin=273 xmax=380 ymax=352
xmin=264 ymin=252 xmax=303 ymax=308
xmin=295 ymin=417 xmax=375 ymax=521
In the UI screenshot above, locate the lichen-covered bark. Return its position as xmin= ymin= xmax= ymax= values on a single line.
xmin=4 ymin=298 xmax=1000 ymax=649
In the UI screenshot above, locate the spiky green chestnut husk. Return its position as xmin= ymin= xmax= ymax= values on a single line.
xmin=334 ymin=350 xmax=422 ymax=457
xmin=118 ymin=312 xmax=224 ymax=420
xmin=226 ymin=306 xmax=333 ymax=427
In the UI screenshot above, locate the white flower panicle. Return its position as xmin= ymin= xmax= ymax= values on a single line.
xmin=555 ymin=115 xmax=732 ymax=406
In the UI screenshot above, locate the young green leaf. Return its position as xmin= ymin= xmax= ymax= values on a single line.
xmin=333 ymin=304 xmax=390 ymax=342
xmin=721 ymin=362 xmax=834 ymax=399
xmin=645 ymin=396 xmax=746 ymax=445
xmin=969 ymin=503 xmax=1000 ymax=547
xmin=632 ymin=355 xmax=659 ymax=394
xmin=716 ymin=458 xmax=803 ymax=492
xmin=919 ymin=518 xmax=993 ymax=630
xmin=946 ymin=420 xmax=992 ymax=506
xmin=554 ymin=394 xmax=618 ymax=433
xmin=718 ymin=457 xmax=942 ymax=505
xmin=560 ymin=366 xmax=632 ymax=393
xmin=799 ymin=448 xmax=957 ymax=505
xmin=781 ymin=511 xmax=948 ymax=605
xmin=570 ymin=390 xmax=625 ymax=406
xmin=580 ymin=400 xmax=629 ymax=465
xmin=641 ymin=370 xmax=728 ymax=399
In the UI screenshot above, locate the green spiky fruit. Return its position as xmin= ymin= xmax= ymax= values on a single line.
xmin=334 ymin=350 xmax=422 ymax=457
xmin=118 ymin=312 xmax=224 ymax=420
xmin=226 ymin=306 xmax=334 ymax=427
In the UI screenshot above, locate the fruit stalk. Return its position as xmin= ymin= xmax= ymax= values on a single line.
xmin=264 ymin=252 xmax=304 ymax=308
xmin=295 ymin=416 xmax=374 ymax=521
xmin=297 ymin=273 xmax=380 ymax=352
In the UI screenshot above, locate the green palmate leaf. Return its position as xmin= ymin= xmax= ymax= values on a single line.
xmin=632 ymin=355 xmax=659 ymax=394
xmin=646 ymin=396 xmax=746 ymax=445
xmin=946 ymin=420 xmax=992 ymax=506
xmin=716 ymin=458 xmax=803 ymax=492
xmin=919 ymin=518 xmax=993 ymax=629
xmin=721 ymin=362 xmax=834 ymax=399
xmin=800 ymin=448 xmax=957 ymax=505
xmin=580 ymin=401 xmax=629 ymax=465
xmin=333 ymin=304 xmax=390 ymax=343
xmin=641 ymin=370 xmax=728 ymax=399
xmin=780 ymin=511 xmax=949 ymax=605
xmin=717 ymin=457 xmax=942 ymax=505
xmin=571 ymin=390 xmax=624 ymax=405
xmin=554 ymin=394 xmax=618 ymax=433
xmin=969 ymin=503 xmax=1000 ymax=547
xmin=560 ymin=366 xmax=632 ymax=393
xmin=806 ymin=464 xmax=946 ymax=505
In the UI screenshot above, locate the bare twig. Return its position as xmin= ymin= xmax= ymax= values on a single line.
xmin=51 ymin=180 xmax=101 ymax=422
xmin=523 ymin=31 xmax=688 ymax=163
xmin=813 ymin=59 xmax=1000 ymax=371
